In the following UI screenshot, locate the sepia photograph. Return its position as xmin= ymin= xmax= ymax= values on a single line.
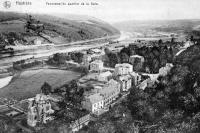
xmin=0 ymin=0 xmax=200 ymax=132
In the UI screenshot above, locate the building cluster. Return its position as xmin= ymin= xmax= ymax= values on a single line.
xmin=82 ymin=48 xmax=105 ymax=68
xmin=79 ymin=61 xmax=142 ymax=116
xmin=26 ymin=46 xmax=174 ymax=131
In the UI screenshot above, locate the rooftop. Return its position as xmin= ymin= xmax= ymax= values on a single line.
xmin=115 ymin=63 xmax=132 ymax=68
xmin=99 ymin=79 xmax=119 ymax=95
xmin=99 ymin=71 xmax=112 ymax=77
xmin=130 ymin=55 xmax=144 ymax=58
xmin=86 ymin=93 xmax=103 ymax=104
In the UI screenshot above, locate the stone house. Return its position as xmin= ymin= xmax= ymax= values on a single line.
xmin=27 ymin=94 xmax=54 ymax=127
xmin=115 ymin=63 xmax=133 ymax=76
xmin=90 ymin=60 xmax=104 ymax=72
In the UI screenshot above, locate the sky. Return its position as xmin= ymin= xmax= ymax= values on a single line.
xmin=0 ymin=0 xmax=200 ymax=23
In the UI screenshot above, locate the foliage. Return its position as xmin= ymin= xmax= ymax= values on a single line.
xmin=13 ymin=60 xmax=42 ymax=70
xmin=47 ymin=53 xmax=68 ymax=65
xmin=119 ymin=52 xmax=129 ymax=63
xmin=70 ymin=52 xmax=84 ymax=64
xmin=54 ymin=80 xmax=84 ymax=106
xmin=105 ymin=52 xmax=121 ymax=68
xmin=126 ymin=64 xmax=200 ymax=132
xmin=41 ymin=82 xmax=52 ymax=95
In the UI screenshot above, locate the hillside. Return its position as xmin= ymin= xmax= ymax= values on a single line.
xmin=0 ymin=12 xmax=119 ymax=45
xmin=113 ymin=20 xmax=200 ymax=40
xmin=175 ymin=43 xmax=200 ymax=72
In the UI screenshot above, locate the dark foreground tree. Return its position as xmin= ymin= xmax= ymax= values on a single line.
xmin=41 ymin=82 xmax=52 ymax=95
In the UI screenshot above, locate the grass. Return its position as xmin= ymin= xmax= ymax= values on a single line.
xmin=0 ymin=68 xmax=81 ymax=100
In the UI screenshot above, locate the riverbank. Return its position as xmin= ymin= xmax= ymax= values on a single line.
xmin=0 ymin=68 xmax=81 ymax=100
xmin=0 ymin=76 xmax=13 ymax=89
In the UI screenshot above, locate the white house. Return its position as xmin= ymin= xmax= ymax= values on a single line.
xmin=115 ymin=63 xmax=133 ymax=76
xmin=33 ymin=38 xmax=42 ymax=45
xmin=117 ymin=75 xmax=132 ymax=92
xmin=82 ymin=55 xmax=92 ymax=66
xmin=90 ymin=60 xmax=104 ymax=72
xmin=82 ymin=93 xmax=104 ymax=113
xmin=159 ymin=63 xmax=173 ymax=76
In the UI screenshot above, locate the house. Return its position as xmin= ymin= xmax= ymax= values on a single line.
xmin=82 ymin=55 xmax=92 ymax=66
xmin=159 ymin=63 xmax=173 ymax=76
xmin=129 ymin=55 xmax=144 ymax=71
xmin=117 ymin=75 xmax=132 ymax=92
xmin=82 ymin=79 xmax=120 ymax=111
xmin=33 ymin=38 xmax=42 ymax=45
xmin=90 ymin=60 xmax=104 ymax=72
xmin=82 ymin=93 xmax=104 ymax=113
xmin=130 ymin=72 xmax=141 ymax=86
xmin=96 ymin=71 xmax=112 ymax=81
xmin=27 ymin=94 xmax=54 ymax=127
xmin=99 ymin=79 xmax=121 ymax=107
xmin=115 ymin=63 xmax=133 ymax=76
xmin=88 ymin=48 xmax=102 ymax=54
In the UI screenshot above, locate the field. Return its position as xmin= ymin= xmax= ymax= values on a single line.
xmin=0 ymin=68 xmax=81 ymax=100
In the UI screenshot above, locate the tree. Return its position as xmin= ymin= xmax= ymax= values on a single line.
xmin=104 ymin=47 xmax=111 ymax=55
xmin=70 ymin=52 xmax=84 ymax=63
xmin=52 ymin=53 xmax=66 ymax=64
xmin=41 ymin=82 xmax=52 ymax=95
xmin=120 ymin=52 xmax=129 ymax=63
xmin=158 ymin=39 xmax=163 ymax=44
xmin=107 ymin=52 xmax=121 ymax=68
xmin=120 ymin=47 xmax=131 ymax=56
xmin=63 ymin=80 xmax=84 ymax=106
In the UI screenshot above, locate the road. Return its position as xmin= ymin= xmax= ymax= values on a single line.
xmin=0 ymin=35 xmax=119 ymax=69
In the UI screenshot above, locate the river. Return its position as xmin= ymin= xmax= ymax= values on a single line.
xmin=0 ymin=32 xmax=173 ymax=69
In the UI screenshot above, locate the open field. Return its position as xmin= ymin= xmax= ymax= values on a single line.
xmin=0 ymin=68 xmax=81 ymax=100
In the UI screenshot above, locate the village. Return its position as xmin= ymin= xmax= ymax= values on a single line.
xmin=0 ymin=39 xmax=176 ymax=132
